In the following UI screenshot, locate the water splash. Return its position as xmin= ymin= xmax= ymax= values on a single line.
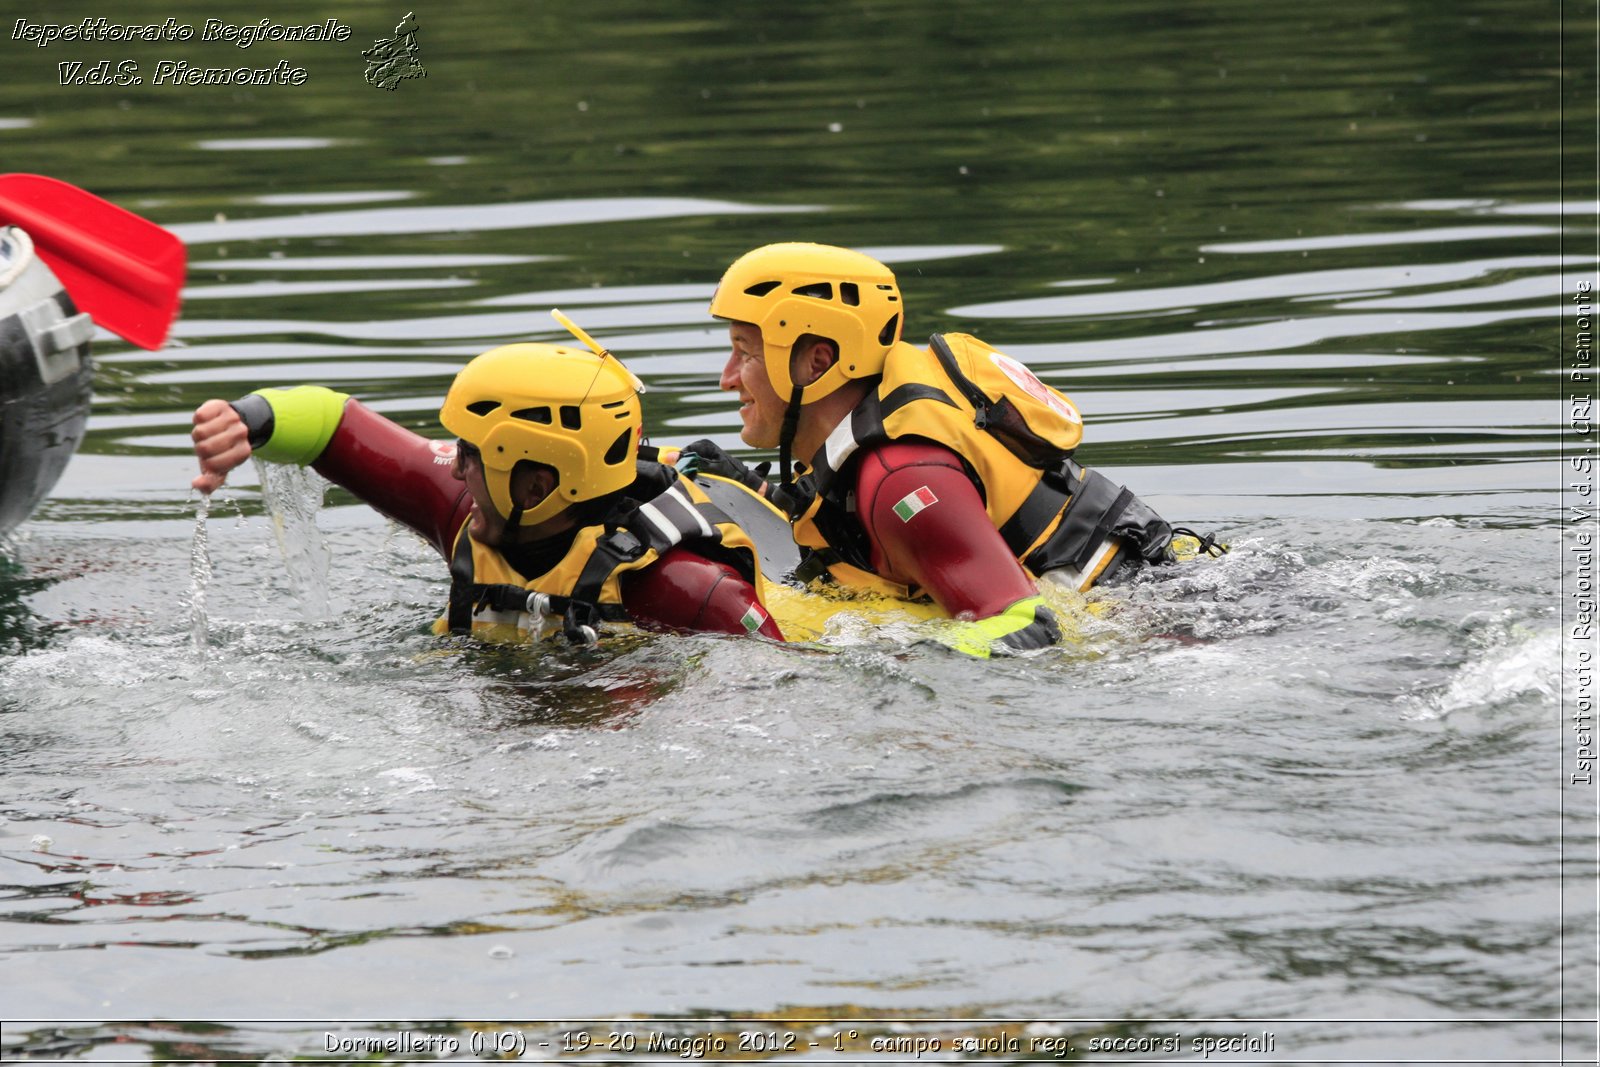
xmin=254 ymin=459 xmax=332 ymax=619
xmin=1398 ymin=626 xmax=1561 ymax=720
xmin=190 ymin=492 xmax=213 ymax=660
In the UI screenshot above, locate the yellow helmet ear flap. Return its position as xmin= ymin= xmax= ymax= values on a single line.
xmin=709 ymin=243 xmax=903 ymax=404
xmin=439 ymin=343 xmax=643 ymax=527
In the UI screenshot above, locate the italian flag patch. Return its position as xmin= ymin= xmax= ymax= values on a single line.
xmin=893 ymin=486 xmax=939 ymax=522
xmin=740 ymin=603 xmax=768 ymax=633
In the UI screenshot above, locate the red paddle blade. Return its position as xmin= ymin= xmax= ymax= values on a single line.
xmin=0 ymin=173 xmax=185 ymax=351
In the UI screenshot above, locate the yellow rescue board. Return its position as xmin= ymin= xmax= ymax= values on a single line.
xmin=693 ymin=472 xmax=1119 ymax=645
xmin=694 ymin=470 xmax=1218 ymax=646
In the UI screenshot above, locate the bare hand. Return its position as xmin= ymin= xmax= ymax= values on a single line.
xmin=191 ymin=399 xmax=251 ymax=494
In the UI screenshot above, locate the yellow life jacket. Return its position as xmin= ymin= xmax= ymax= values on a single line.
xmin=790 ymin=333 xmax=1175 ymax=598
xmin=433 ymin=465 xmax=772 ymax=643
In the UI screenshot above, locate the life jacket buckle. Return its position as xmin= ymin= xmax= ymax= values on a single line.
xmin=605 ymin=528 xmax=646 ymax=561
xmin=561 ymin=599 xmax=603 ymax=646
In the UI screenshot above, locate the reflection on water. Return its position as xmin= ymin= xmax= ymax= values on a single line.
xmin=167 ymin=195 xmax=818 ymax=244
xmin=0 ymin=0 xmax=1586 ymax=1059
xmin=37 ymin=190 xmax=1561 ymax=510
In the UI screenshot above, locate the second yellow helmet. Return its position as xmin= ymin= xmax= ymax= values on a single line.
xmin=439 ymin=343 xmax=642 ymax=527
xmin=708 ymin=243 xmax=904 ymax=403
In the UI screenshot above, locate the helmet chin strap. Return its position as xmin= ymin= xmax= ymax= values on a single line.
xmin=778 ymin=383 xmax=805 ymax=485
xmin=504 ymin=502 xmax=525 ymax=531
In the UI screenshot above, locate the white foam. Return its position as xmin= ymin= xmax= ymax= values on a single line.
xmin=379 ymin=767 xmax=438 ymax=793
xmin=1399 ymin=627 xmax=1561 ymax=720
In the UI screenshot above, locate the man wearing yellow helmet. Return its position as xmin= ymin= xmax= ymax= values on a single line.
xmin=190 ymin=342 xmax=784 ymax=643
xmin=686 ymin=242 xmax=1189 ymax=656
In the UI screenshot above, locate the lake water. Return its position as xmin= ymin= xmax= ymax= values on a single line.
xmin=1 ymin=1 xmax=1595 ymax=1062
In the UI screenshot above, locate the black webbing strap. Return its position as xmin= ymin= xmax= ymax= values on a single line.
xmin=611 ymin=481 xmax=731 ymax=557
xmin=1081 ymin=486 xmax=1134 ymax=570
xmin=470 ymin=583 xmax=535 ymax=614
xmin=805 ymin=387 xmax=881 ymax=500
xmin=997 ymin=459 xmax=1087 ymax=558
xmin=568 ymin=529 xmax=646 ymax=609
xmin=446 ymin=530 xmax=477 ymax=633
xmin=998 ymin=477 xmax=1070 ymax=558
xmin=879 ymin=381 xmax=955 ymax=418
xmin=1023 ymin=466 xmax=1134 ymax=573
xmin=778 ymin=383 xmax=805 ymax=485
xmin=454 ymin=579 xmax=631 ymax=626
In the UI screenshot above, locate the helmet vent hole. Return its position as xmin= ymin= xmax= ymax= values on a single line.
xmin=878 ymin=314 xmax=900 ymax=346
xmin=839 ymin=282 xmax=860 ymax=306
xmin=559 ymin=405 xmax=582 ymax=430
xmin=743 ymin=280 xmax=781 ymax=297
xmin=601 ymin=400 xmax=627 ymax=409
xmin=792 ymin=282 xmax=832 ymax=300
xmin=466 ymin=400 xmax=500 ymax=416
xmin=511 ymin=406 xmax=552 ymax=424
xmin=603 ymin=428 xmax=631 ymax=466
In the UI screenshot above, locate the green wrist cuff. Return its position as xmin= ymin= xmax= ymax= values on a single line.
xmin=250 ymin=386 xmax=349 ymax=465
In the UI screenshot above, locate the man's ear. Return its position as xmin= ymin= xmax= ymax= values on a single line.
xmin=793 ymin=339 xmax=839 ymax=386
xmin=512 ymin=465 xmax=559 ymax=508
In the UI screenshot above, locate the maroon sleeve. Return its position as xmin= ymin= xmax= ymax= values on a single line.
xmin=856 ymin=439 xmax=1039 ymax=618
xmin=620 ymin=546 xmax=785 ymax=639
xmin=309 ymin=399 xmax=471 ymax=559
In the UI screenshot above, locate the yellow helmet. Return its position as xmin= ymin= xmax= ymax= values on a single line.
xmin=708 ymin=242 xmax=904 ymax=403
xmin=439 ymin=343 xmax=642 ymax=527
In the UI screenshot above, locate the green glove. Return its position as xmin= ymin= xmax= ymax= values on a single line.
xmin=936 ymin=595 xmax=1062 ymax=659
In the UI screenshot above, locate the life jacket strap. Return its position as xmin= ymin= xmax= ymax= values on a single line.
xmin=562 ymin=475 xmax=740 ymax=624
xmin=882 ymin=381 xmax=956 ymax=417
xmin=778 ymin=383 xmax=805 ymax=485
xmin=446 ymin=527 xmax=635 ymax=639
xmin=613 ymin=476 xmax=727 ymax=555
xmin=451 ymin=575 xmax=630 ymax=639
xmin=1003 ymin=461 xmax=1175 ymax=575
xmin=1029 ymin=464 xmax=1129 ymax=572
xmin=793 ymin=546 xmax=846 ymax=585
xmin=565 ymin=530 xmax=646 ymax=622
xmin=446 ymin=529 xmax=477 ymax=633
xmin=443 ymin=469 xmax=755 ymax=642
xmin=998 ymin=460 xmax=1078 ymax=559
